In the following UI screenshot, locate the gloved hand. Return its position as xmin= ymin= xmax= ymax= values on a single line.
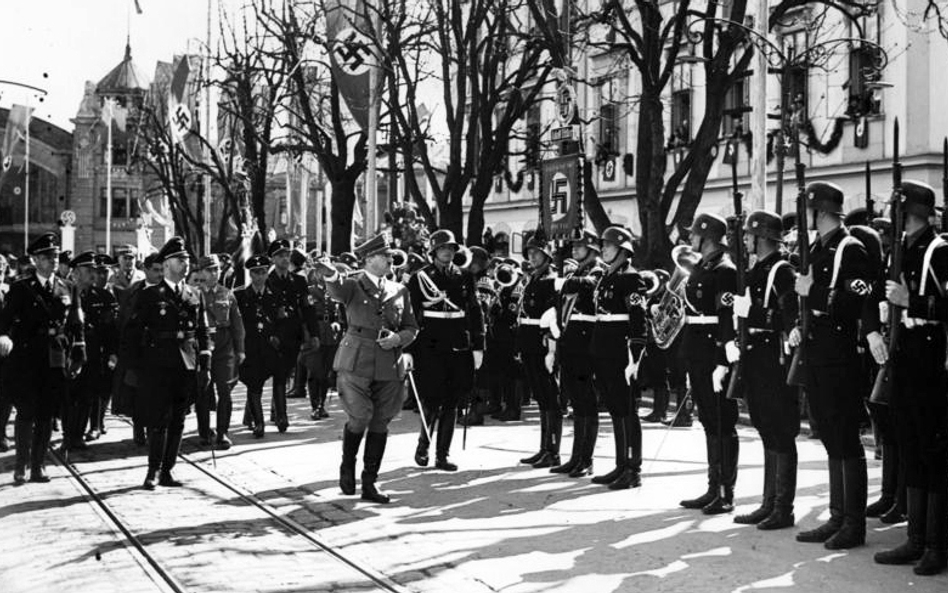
xmin=236 ymin=352 xmax=246 ymax=365
xmin=401 ymin=352 xmax=414 ymax=371
xmin=198 ymin=368 xmax=211 ymax=392
xmin=108 ymin=354 xmax=118 ymax=370
xmin=724 ymin=340 xmax=740 ymax=364
xmin=473 ymin=350 xmax=484 ymax=370
xmin=544 ymin=352 xmax=555 ymax=374
xmin=732 ymin=288 xmax=751 ymax=319
xmin=866 ymin=331 xmax=887 ymax=365
xmin=878 ymin=301 xmax=889 ymax=323
xmin=625 ymin=357 xmax=639 ymax=382
xmin=0 ymin=335 xmax=12 ymax=357
xmin=788 ymin=326 xmax=802 ymax=348
xmin=68 ymin=344 xmax=86 ymax=377
xmin=712 ymin=365 xmax=729 ymax=393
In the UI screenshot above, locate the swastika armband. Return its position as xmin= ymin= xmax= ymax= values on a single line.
xmin=845 ymin=279 xmax=871 ymax=296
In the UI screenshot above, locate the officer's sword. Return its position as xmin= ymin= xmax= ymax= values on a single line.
xmin=407 ymin=370 xmax=432 ymax=444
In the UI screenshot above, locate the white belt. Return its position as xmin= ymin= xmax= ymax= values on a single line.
xmin=686 ymin=315 xmax=718 ymax=325
xmin=747 ymin=328 xmax=775 ymax=335
xmin=569 ymin=313 xmax=598 ymax=322
xmin=902 ymin=317 xmax=940 ymax=328
xmin=423 ymin=311 xmax=466 ymax=319
xmin=519 ymin=318 xmax=542 ymax=326
xmin=597 ymin=313 xmax=630 ymax=322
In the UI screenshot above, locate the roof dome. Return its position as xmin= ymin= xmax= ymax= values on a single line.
xmin=97 ymin=41 xmax=150 ymax=96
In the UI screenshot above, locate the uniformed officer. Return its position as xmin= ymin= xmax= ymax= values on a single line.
xmin=677 ymin=213 xmax=740 ymax=515
xmin=486 ymin=259 xmax=522 ymax=421
xmin=123 ymin=237 xmax=210 ymax=490
xmin=110 ymin=244 xmax=144 ymax=307
xmin=86 ymin=253 xmax=118 ymax=440
xmin=792 ymin=182 xmax=871 ymax=549
xmin=516 ymin=235 xmax=562 ymax=468
xmin=314 ymin=232 xmax=419 ymax=504
xmin=406 ymin=230 xmax=485 ymax=471
xmin=867 ymin=181 xmax=948 ymax=575
xmin=57 ymin=251 xmax=73 ymax=281
xmin=0 ymin=233 xmax=85 ymax=484
xmin=731 ymin=210 xmax=801 ymax=529
xmin=235 ymin=255 xmax=281 ymax=438
xmin=62 ymin=251 xmax=119 ymax=453
xmin=197 ymin=255 xmax=245 ymax=449
xmin=0 ymin=271 xmax=10 ymax=453
xmin=266 ymin=239 xmax=318 ymax=432
xmin=552 ymin=230 xmax=604 ymax=478
xmin=299 ymin=256 xmax=345 ymax=420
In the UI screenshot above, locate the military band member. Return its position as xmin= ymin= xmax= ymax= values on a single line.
xmin=301 ymin=258 xmax=345 ymax=421
xmin=235 ymin=255 xmax=281 ymax=438
xmin=314 ymin=232 xmax=419 ymax=504
xmin=792 ymin=182 xmax=871 ymax=549
xmin=124 ymin=237 xmax=210 ymax=490
xmin=487 ymin=260 xmax=522 ymax=421
xmin=866 ymin=181 xmax=948 ymax=575
xmin=552 ymin=231 xmax=604 ymax=478
xmin=731 ymin=211 xmax=801 ymax=529
xmin=678 ymin=213 xmax=740 ymax=515
xmin=516 ymin=236 xmax=562 ymax=468
xmin=0 ymin=233 xmax=85 ymax=484
xmin=406 ymin=230 xmax=485 ymax=471
xmin=197 ymin=255 xmax=245 ymax=450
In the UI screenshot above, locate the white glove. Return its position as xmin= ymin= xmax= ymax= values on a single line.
xmin=788 ymin=326 xmax=802 ymax=348
xmin=712 ymin=365 xmax=729 ymax=393
xmin=866 ymin=331 xmax=887 ymax=365
xmin=401 ymin=352 xmax=414 ymax=371
xmin=625 ymin=358 xmax=639 ymax=382
xmin=732 ymin=288 xmax=751 ymax=319
xmin=878 ymin=301 xmax=889 ymax=323
xmin=473 ymin=350 xmax=484 ymax=370
xmin=724 ymin=340 xmax=740 ymax=364
xmin=544 ymin=352 xmax=555 ymax=374
xmin=0 ymin=335 xmax=12 ymax=357
xmin=554 ymin=277 xmax=566 ymax=291
xmin=650 ymin=304 xmax=660 ymax=318
xmin=540 ymin=307 xmax=561 ymax=340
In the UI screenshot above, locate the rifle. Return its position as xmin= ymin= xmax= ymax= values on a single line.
xmin=726 ymin=139 xmax=747 ymax=400
xmin=786 ymin=124 xmax=809 ymax=388
xmin=869 ymin=118 xmax=904 ymax=406
xmin=865 ymin=161 xmax=873 ymax=218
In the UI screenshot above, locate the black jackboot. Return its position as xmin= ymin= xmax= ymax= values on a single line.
xmin=158 ymin=423 xmax=184 ymax=487
xmin=609 ymin=415 xmax=643 ymax=490
xmin=216 ymin=385 xmax=233 ymax=450
xmin=681 ymin=433 xmax=719 ymax=509
xmin=520 ymin=412 xmax=548 ymax=464
xmin=532 ymin=412 xmax=562 ymax=468
xmin=415 ymin=407 xmax=434 ymax=467
xmin=248 ymin=391 xmax=265 ymax=438
xmin=867 ymin=443 xmax=897 ymax=517
xmin=643 ymin=387 xmax=669 ymax=423
xmin=143 ymin=427 xmax=164 ymax=490
xmin=0 ymin=400 xmax=12 ymax=452
xmin=758 ymin=448 xmax=798 ymax=530
xmin=339 ymin=424 xmax=364 ymax=495
xmin=914 ymin=491 xmax=948 ymax=576
xmin=271 ymin=378 xmax=289 ymax=432
xmin=875 ymin=487 xmax=927 ymax=564
xmin=551 ymin=414 xmax=585 ymax=475
xmin=569 ymin=415 xmax=599 ymax=478
xmin=592 ymin=414 xmax=627 ymax=485
xmin=825 ymin=456 xmax=867 ymax=549
xmin=797 ymin=457 xmax=845 ymax=543
xmin=29 ymin=419 xmax=52 ymax=483
xmin=435 ymin=408 xmax=458 ymax=471
xmin=735 ymin=449 xmax=776 ymax=524
xmin=361 ymin=431 xmax=391 ymax=504
xmin=13 ymin=415 xmax=31 ymax=485
xmin=703 ymin=434 xmax=738 ymax=515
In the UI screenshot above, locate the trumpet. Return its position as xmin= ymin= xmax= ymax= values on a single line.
xmin=650 ymin=244 xmax=700 ymax=349
xmin=453 ymin=245 xmax=473 ymax=269
xmin=494 ymin=262 xmax=520 ymax=288
xmin=391 ymin=249 xmax=409 ymax=270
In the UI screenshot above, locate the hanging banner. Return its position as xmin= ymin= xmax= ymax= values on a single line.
xmin=325 ymin=0 xmax=378 ymax=130
xmin=540 ymin=156 xmax=580 ymax=240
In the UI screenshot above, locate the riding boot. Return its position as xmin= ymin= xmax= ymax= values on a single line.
xmin=415 ymin=406 xmax=435 ymax=466
xmin=866 ymin=443 xmax=897 ymax=517
xmin=248 ymin=390 xmax=265 ymax=438
xmin=0 ymin=400 xmax=12 ymax=451
xmin=361 ymin=431 xmax=391 ymax=504
xmin=703 ymin=433 xmax=738 ymax=515
xmin=609 ymin=414 xmax=643 ymax=490
xmin=880 ymin=456 xmax=907 ymax=524
xmin=216 ymin=384 xmax=233 ymax=446
xmin=569 ymin=415 xmax=599 ymax=478
xmin=681 ymin=433 xmax=720 ymax=508
xmin=593 ymin=414 xmax=627 ymax=485
xmin=797 ymin=457 xmax=845 ymax=542
xmin=520 ymin=412 xmax=548 ymax=464
xmin=159 ymin=421 xmax=184 ymax=484
xmin=643 ymin=386 xmax=668 ymax=423
xmin=339 ymin=424 xmax=364 ymax=495
xmin=498 ymin=382 xmax=521 ymax=421
xmin=758 ymin=448 xmax=798 ymax=530
xmin=875 ymin=487 xmax=927 ymax=564
xmin=825 ymin=456 xmax=867 ymax=549
xmin=665 ymin=388 xmax=693 ymax=427
xmin=196 ymin=384 xmax=213 ymax=443
xmin=551 ymin=414 xmax=584 ymax=474
xmin=28 ymin=419 xmax=52 ymax=482
xmin=914 ymin=491 xmax=948 ymax=575
xmin=532 ymin=411 xmax=562 ymax=468
xmin=13 ymin=415 xmax=31 ymax=484
xmin=435 ymin=408 xmax=458 ymax=471
xmin=736 ymin=449 xmax=776 ymax=524
xmin=271 ymin=376 xmax=289 ymax=432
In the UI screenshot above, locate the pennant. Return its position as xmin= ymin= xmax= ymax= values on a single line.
xmin=325 ymin=0 xmax=379 ymax=130
xmin=0 ymin=104 xmax=33 ymax=192
xmin=168 ymin=56 xmax=193 ymax=144
xmin=101 ymin=98 xmax=128 ymax=133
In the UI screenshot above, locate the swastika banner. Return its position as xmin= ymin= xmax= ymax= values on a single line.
xmin=540 ymin=156 xmax=580 ymax=240
xmin=325 ymin=0 xmax=379 ymax=131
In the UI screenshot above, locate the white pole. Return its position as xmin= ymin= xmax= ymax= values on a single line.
xmin=24 ymin=104 xmax=30 ymax=252
xmin=203 ymin=0 xmax=213 ymax=255
xmin=325 ymin=180 xmax=332 ymax=254
xmin=365 ymin=5 xmax=379 ymax=238
xmin=749 ymin=0 xmax=769 ymax=210
xmin=285 ymin=156 xmax=292 ymax=238
xmin=106 ymin=99 xmax=114 ymax=251
xmin=300 ymin=156 xmax=309 ymax=243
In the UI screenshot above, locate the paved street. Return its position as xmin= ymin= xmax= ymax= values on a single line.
xmin=1 ymin=385 xmax=946 ymax=593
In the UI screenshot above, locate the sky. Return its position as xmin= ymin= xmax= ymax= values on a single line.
xmin=0 ymin=0 xmax=216 ymax=131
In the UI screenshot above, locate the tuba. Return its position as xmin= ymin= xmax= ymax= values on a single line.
xmin=650 ymin=244 xmax=700 ymax=349
xmin=494 ymin=262 xmax=520 ymax=288
xmin=453 ymin=245 xmax=473 ymax=269
xmin=390 ymin=249 xmax=409 ymax=271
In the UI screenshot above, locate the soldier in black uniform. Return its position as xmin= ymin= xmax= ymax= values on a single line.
xmin=868 ymin=181 xmax=948 ymax=575
xmin=731 ymin=211 xmax=800 ymax=529
xmin=266 ymin=240 xmax=317 ymax=432
xmin=792 ymin=182 xmax=871 ymax=549
xmin=516 ymin=236 xmax=562 ymax=468
xmin=552 ymin=230 xmax=604 ymax=478
xmin=587 ymin=227 xmax=648 ymax=489
xmin=235 ymin=255 xmax=281 ymax=437
xmin=62 ymin=251 xmax=119 ymax=453
xmin=487 ymin=260 xmax=522 ymax=421
xmin=85 ymin=253 xmax=118 ymax=441
xmin=678 ymin=213 xmax=740 ymax=515
xmin=124 ymin=237 xmax=210 ymax=489
xmin=0 ymin=233 xmax=85 ymax=484
xmin=406 ymin=230 xmax=485 ymax=471
xmin=300 ymin=255 xmax=345 ymax=421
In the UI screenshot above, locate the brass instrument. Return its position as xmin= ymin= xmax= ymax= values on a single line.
xmin=390 ymin=249 xmax=409 ymax=270
xmin=453 ymin=245 xmax=473 ymax=269
xmin=494 ymin=262 xmax=521 ymax=288
xmin=650 ymin=244 xmax=700 ymax=349
xmin=640 ymin=270 xmax=662 ymax=298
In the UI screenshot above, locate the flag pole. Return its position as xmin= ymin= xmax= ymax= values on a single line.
xmin=24 ymin=102 xmax=30 ymax=252
xmin=203 ymin=0 xmax=213 ymax=255
xmin=365 ymin=1 xmax=379 ymax=239
xmin=106 ymin=99 xmax=114 ymax=251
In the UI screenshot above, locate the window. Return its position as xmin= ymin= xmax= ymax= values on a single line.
xmin=100 ymin=187 xmax=138 ymax=219
xmin=723 ymin=78 xmax=751 ymax=136
xmin=525 ymin=103 xmax=542 ymax=168
xmin=781 ymin=31 xmax=809 ymax=122
xmin=846 ymin=45 xmax=883 ymax=118
xmin=670 ymin=90 xmax=691 ymax=147
xmin=598 ymin=76 xmax=623 ymax=157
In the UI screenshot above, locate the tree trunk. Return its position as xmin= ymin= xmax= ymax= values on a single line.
xmin=465 ymin=174 xmax=496 ymax=247
xmin=636 ymin=89 xmax=671 ymax=268
xmin=582 ymin=162 xmax=612 ymax=232
xmin=438 ymin=187 xmax=466 ymax=242
xmin=330 ymin=176 xmax=357 ymax=255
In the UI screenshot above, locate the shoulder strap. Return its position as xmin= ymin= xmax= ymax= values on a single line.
xmin=920 ymin=235 xmax=948 ymax=296
xmin=763 ymin=260 xmax=792 ymax=309
xmin=830 ymin=235 xmax=860 ymax=289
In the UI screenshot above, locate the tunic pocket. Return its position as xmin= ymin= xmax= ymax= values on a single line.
xmin=333 ymin=336 xmax=359 ymax=372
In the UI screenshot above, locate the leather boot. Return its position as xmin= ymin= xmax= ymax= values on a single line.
xmin=133 ymin=422 xmax=147 ymax=446
xmin=610 ymin=415 xmax=642 ymax=490
xmin=520 ymin=412 xmax=548 ymax=464
xmin=339 ymin=424 xmax=364 ymax=495
xmin=435 ymin=408 xmax=458 ymax=471
xmin=532 ymin=411 xmax=562 ymax=468
xmin=703 ymin=433 xmax=738 ymax=514
xmin=824 ymin=456 xmax=867 ymax=549
xmin=681 ymin=433 xmax=719 ymax=508
xmin=242 ymin=404 xmax=253 ymax=429
xmin=551 ymin=414 xmax=585 ymax=474
xmin=216 ymin=384 xmax=233 ymax=445
xmin=665 ymin=389 xmax=693 ymax=427
xmin=415 ymin=407 xmax=433 ymax=467
xmin=13 ymin=415 xmax=31 ymax=485
xmin=797 ymin=457 xmax=844 ymax=542
xmin=147 ymin=428 xmax=165 ymax=475
xmin=158 ymin=422 xmax=184 ymax=487
xmin=593 ymin=414 xmax=627 ymax=485
xmin=29 ymin=419 xmax=52 ymax=483
xmin=248 ymin=391 xmax=265 ymax=438
xmin=271 ymin=377 xmax=289 ymax=432
xmin=142 ymin=467 xmax=158 ymax=490
xmin=0 ymin=400 xmax=12 ymax=452
xmin=758 ymin=448 xmax=797 ymax=530
xmin=643 ymin=387 xmax=668 ymax=423
xmin=867 ymin=443 xmax=897 ymax=517
xmin=880 ymin=460 xmax=907 ymax=524
xmin=498 ymin=382 xmax=521 ymax=421
xmin=914 ymin=491 xmax=948 ymax=576
xmin=875 ymin=487 xmax=926 ymax=564
xmin=736 ymin=449 xmax=776 ymax=524
xmin=569 ymin=415 xmax=598 ymax=478
xmin=361 ymin=431 xmax=391 ymax=504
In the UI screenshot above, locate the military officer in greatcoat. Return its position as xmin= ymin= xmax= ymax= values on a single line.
xmin=314 ymin=232 xmax=419 ymax=504
xmin=405 ymin=230 xmax=485 ymax=471
xmin=516 ymin=235 xmax=562 ymax=468
xmin=791 ymin=182 xmax=871 ymax=549
xmin=235 ymin=255 xmax=281 ymax=438
xmin=0 ymin=233 xmax=86 ymax=484
xmin=196 ymin=254 xmax=245 ymax=449
xmin=123 ymin=237 xmax=211 ymax=490
xmin=867 ymin=181 xmax=948 ymax=575
xmin=730 ymin=210 xmax=801 ymax=530
xmin=301 ymin=255 xmax=345 ymax=421
xmin=677 ymin=213 xmax=740 ymax=515
xmin=552 ymin=230 xmax=604 ymax=478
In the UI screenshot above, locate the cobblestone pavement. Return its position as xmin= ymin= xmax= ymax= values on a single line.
xmin=1 ymin=383 xmax=947 ymax=593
